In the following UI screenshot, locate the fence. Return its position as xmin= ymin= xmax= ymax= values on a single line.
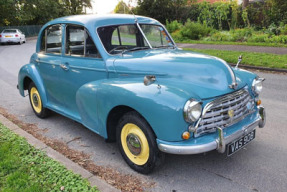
xmin=0 ymin=25 xmax=42 ymax=37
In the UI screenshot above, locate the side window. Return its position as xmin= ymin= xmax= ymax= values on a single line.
xmin=85 ymin=32 xmax=101 ymax=58
xmin=65 ymin=24 xmax=101 ymax=58
xmin=46 ymin=25 xmax=62 ymax=54
xmin=40 ymin=30 xmax=46 ymax=52
xmin=66 ymin=25 xmax=85 ymax=56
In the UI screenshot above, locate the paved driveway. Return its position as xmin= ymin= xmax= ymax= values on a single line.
xmin=0 ymin=40 xmax=287 ymax=192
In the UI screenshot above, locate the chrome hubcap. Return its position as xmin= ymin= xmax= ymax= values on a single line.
xmin=32 ymin=93 xmax=39 ymax=107
xmin=126 ymin=133 xmax=142 ymax=156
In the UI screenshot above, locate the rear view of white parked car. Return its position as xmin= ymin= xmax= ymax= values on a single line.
xmin=0 ymin=29 xmax=26 ymax=45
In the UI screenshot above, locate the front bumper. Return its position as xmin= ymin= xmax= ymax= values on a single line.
xmin=158 ymin=106 xmax=266 ymax=155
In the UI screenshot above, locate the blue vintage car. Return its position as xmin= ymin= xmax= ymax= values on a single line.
xmin=18 ymin=14 xmax=266 ymax=174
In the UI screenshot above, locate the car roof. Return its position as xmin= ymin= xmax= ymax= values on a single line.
xmin=44 ymin=14 xmax=161 ymax=28
xmin=2 ymin=29 xmax=18 ymax=31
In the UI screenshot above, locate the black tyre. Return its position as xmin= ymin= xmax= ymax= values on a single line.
xmin=28 ymin=82 xmax=49 ymax=118
xmin=116 ymin=111 xmax=164 ymax=174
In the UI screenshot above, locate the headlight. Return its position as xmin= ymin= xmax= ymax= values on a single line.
xmin=183 ymin=99 xmax=202 ymax=123
xmin=252 ymin=78 xmax=265 ymax=95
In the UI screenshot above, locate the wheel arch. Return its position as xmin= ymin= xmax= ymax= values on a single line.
xmin=18 ymin=64 xmax=48 ymax=107
xmin=106 ymin=105 xmax=156 ymax=142
xmin=23 ymin=76 xmax=33 ymax=90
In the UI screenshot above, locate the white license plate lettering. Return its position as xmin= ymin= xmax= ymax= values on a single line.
xmin=227 ymin=130 xmax=256 ymax=156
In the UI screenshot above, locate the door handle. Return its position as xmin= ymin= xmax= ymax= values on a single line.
xmin=60 ymin=64 xmax=69 ymax=71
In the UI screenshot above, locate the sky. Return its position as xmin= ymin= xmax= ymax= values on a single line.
xmin=87 ymin=0 xmax=136 ymax=14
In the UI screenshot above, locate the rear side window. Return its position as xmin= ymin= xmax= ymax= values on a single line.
xmin=46 ymin=25 xmax=62 ymax=54
xmin=65 ymin=25 xmax=101 ymax=58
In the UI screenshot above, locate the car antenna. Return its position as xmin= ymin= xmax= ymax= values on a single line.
xmin=119 ymin=0 xmax=137 ymax=23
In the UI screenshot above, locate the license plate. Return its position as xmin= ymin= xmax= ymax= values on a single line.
xmin=227 ymin=129 xmax=256 ymax=156
xmin=5 ymin=35 xmax=12 ymax=38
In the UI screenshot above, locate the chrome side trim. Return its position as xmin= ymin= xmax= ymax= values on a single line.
xmin=158 ymin=116 xmax=261 ymax=155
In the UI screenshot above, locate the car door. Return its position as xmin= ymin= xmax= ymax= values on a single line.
xmin=57 ymin=24 xmax=106 ymax=121
xmin=36 ymin=24 xmax=64 ymax=110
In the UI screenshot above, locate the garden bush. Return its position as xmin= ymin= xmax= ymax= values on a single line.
xmin=179 ymin=19 xmax=214 ymax=40
xmin=166 ymin=20 xmax=182 ymax=33
xmin=247 ymin=34 xmax=269 ymax=43
xmin=279 ymin=24 xmax=287 ymax=35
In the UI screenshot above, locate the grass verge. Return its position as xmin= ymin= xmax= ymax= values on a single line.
xmin=183 ymin=48 xmax=287 ymax=69
xmin=0 ymin=123 xmax=98 ymax=192
xmin=177 ymin=40 xmax=287 ymax=48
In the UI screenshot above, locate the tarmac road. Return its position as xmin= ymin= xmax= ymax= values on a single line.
xmin=0 ymin=40 xmax=287 ymax=192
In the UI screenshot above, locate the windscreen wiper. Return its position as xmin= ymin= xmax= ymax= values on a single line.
xmin=122 ymin=47 xmax=150 ymax=54
xmin=153 ymin=45 xmax=175 ymax=49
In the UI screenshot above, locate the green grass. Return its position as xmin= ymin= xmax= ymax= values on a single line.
xmin=0 ymin=123 xmax=98 ymax=192
xmin=183 ymin=48 xmax=287 ymax=69
xmin=177 ymin=40 xmax=287 ymax=48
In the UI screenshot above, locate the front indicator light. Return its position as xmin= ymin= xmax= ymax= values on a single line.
xmin=257 ymin=99 xmax=261 ymax=105
xmin=182 ymin=131 xmax=190 ymax=140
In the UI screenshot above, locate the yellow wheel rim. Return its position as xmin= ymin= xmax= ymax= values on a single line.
xmin=30 ymin=87 xmax=42 ymax=114
xmin=121 ymin=123 xmax=149 ymax=165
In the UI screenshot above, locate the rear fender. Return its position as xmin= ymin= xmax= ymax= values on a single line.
xmin=18 ymin=64 xmax=47 ymax=107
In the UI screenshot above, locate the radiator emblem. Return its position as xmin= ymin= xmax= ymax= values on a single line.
xmin=228 ymin=109 xmax=235 ymax=118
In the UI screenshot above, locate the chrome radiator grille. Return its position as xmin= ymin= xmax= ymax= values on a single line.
xmin=195 ymin=88 xmax=254 ymax=137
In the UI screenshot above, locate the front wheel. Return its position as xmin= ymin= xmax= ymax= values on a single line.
xmin=116 ymin=111 xmax=164 ymax=174
xmin=28 ymin=82 xmax=49 ymax=118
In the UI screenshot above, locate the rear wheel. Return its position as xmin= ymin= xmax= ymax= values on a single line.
xmin=28 ymin=82 xmax=49 ymax=118
xmin=116 ymin=111 xmax=164 ymax=174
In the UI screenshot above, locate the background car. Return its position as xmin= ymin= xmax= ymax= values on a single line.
xmin=0 ymin=29 xmax=26 ymax=45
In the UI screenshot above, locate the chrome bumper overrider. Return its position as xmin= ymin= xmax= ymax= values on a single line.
xmin=158 ymin=106 xmax=266 ymax=155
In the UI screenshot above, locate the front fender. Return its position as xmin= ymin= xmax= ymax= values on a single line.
xmin=18 ymin=63 xmax=47 ymax=107
xmin=76 ymin=78 xmax=198 ymax=141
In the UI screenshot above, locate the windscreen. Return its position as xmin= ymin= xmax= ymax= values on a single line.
xmin=97 ymin=24 xmax=174 ymax=55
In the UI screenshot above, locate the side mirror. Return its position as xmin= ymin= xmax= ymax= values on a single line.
xmin=144 ymin=75 xmax=156 ymax=86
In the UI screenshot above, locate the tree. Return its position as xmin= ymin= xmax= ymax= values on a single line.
xmin=114 ymin=0 xmax=128 ymax=14
xmin=134 ymin=0 xmax=192 ymax=24
xmin=0 ymin=0 xmax=92 ymax=26
xmin=242 ymin=0 xmax=249 ymax=8
xmin=62 ymin=0 xmax=92 ymax=15
xmin=266 ymin=0 xmax=287 ymax=25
